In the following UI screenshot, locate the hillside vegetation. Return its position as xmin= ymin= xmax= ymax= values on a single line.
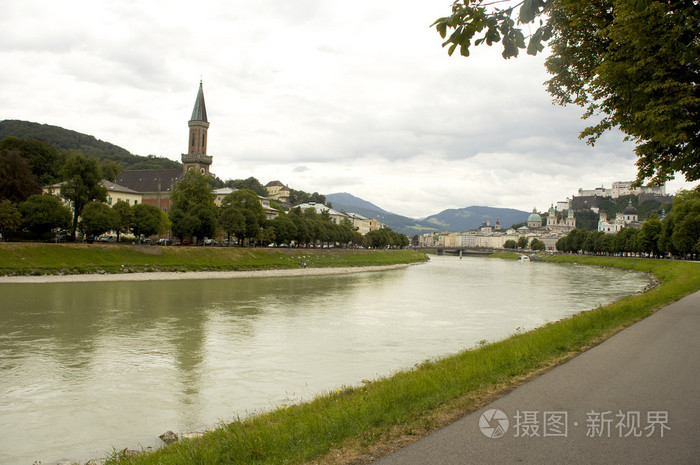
xmin=0 ymin=120 xmax=181 ymax=170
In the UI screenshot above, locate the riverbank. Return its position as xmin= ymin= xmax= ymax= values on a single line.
xmin=0 ymin=263 xmax=418 ymax=284
xmin=0 ymin=243 xmax=428 ymax=278
xmin=101 ymin=256 xmax=699 ymax=465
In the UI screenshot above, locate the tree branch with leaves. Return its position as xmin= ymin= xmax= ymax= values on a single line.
xmin=434 ymin=0 xmax=699 ymax=185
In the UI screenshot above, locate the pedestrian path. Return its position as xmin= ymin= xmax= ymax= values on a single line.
xmin=376 ymin=292 xmax=700 ymax=464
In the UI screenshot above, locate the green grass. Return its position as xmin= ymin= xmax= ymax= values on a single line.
xmin=0 ymin=243 xmax=427 ymax=276
xmin=103 ymin=256 xmax=700 ymax=465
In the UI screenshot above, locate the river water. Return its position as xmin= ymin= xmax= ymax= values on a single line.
xmin=0 ymin=256 xmax=650 ymax=464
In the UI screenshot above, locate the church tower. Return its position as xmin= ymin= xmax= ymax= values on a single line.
xmin=181 ymin=81 xmax=213 ymax=175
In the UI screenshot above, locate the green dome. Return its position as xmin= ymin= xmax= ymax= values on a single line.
xmin=527 ymin=208 xmax=542 ymax=223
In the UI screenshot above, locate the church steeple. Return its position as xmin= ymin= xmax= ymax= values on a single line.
xmin=190 ymin=80 xmax=208 ymax=122
xmin=182 ymin=80 xmax=213 ymax=176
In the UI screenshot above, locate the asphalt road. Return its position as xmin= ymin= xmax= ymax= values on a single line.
xmin=376 ymin=291 xmax=700 ymax=465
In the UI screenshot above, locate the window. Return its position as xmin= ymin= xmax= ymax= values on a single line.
xmin=202 ymin=133 xmax=205 ymax=148
xmin=108 ymin=197 xmax=112 ymax=205
xmin=134 ymin=200 xmax=138 ymax=205
xmin=191 ymin=133 xmax=195 ymax=147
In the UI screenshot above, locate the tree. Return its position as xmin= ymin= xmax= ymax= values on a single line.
xmin=530 ymin=237 xmax=546 ymax=251
xmin=59 ymin=151 xmax=107 ymax=239
xmin=218 ymin=204 xmax=247 ymax=244
xmin=517 ymin=236 xmax=529 ymax=249
xmin=669 ymin=188 xmax=700 ymax=254
xmin=0 ymin=136 xmax=64 ymax=185
xmin=504 ymin=239 xmax=518 ymax=249
xmin=225 ymin=177 xmax=268 ymax=197
xmin=270 ymin=213 xmax=298 ymax=245
xmin=19 ymin=194 xmax=71 ymax=237
xmin=132 ymin=203 xmax=165 ymax=239
xmin=80 ymin=201 xmax=118 ymax=237
xmin=434 ymin=0 xmax=700 ymax=185
xmin=170 ymin=171 xmax=217 ymax=241
xmin=638 ymin=216 xmax=662 ymax=255
xmin=0 ymin=200 xmax=22 ymax=238
xmin=219 ymin=189 xmax=266 ymax=245
xmin=100 ymin=159 xmax=123 ymax=182
xmin=0 ymin=149 xmax=41 ymax=203
xmin=112 ymin=200 xmax=133 ymax=241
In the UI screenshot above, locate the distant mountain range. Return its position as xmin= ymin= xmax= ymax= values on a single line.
xmin=326 ymin=193 xmax=530 ymax=236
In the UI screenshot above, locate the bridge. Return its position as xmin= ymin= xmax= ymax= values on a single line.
xmin=435 ymin=247 xmax=497 ymax=257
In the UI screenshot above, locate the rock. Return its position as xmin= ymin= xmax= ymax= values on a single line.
xmin=159 ymin=430 xmax=179 ymax=444
xmin=181 ymin=431 xmax=204 ymax=440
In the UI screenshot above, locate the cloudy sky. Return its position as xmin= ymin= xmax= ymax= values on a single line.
xmin=2 ymin=1 xmax=696 ymax=218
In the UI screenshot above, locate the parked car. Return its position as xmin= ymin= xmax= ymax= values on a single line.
xmin=157 ymin=238 xmax=172 ymax=246
xmin=203 ymin=238 xmax=217 ymax=246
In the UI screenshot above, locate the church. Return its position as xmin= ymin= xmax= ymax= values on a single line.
xmin=115 ymin=81 xmax=213 ymax=214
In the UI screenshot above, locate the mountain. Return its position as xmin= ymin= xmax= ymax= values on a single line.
xmin=326 ymin=193 xmax=436 ymax=235
xmin=326 ymin=192 xmax=530 ymax=235
xmin=0 ymin=120 xmax=181 ymax=170
xmin=422 ymin=206 xmax=531 ymax=232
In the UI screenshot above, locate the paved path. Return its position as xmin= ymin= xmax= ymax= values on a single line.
xmin=376 ymin=291 xmax=700 ymax=465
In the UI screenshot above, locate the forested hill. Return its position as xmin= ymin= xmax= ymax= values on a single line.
xmin=0 ymin=120 xmax=181 ymax=170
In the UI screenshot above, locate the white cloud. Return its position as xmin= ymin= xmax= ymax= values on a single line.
xmin=1 ymin=0 xmax=697 ymax=219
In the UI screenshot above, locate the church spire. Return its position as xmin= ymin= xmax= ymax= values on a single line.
xmin=190 ymin=80 xmax=208 ymax=123
xmin=182 ymin=81 xmax=213 ymax=175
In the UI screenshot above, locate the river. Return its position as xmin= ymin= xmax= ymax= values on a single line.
xmin=0 ymin=256 xmax=651 ymax=464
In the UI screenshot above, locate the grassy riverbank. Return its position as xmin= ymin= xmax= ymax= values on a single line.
xmin=0 ymin=243 xmax=427 ymax=276
xmin=104 ymin=256 xmax=700 ymax=465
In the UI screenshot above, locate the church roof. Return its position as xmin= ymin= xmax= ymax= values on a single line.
xmin=115 ymin=169 xmax=183 ymax=193
xmin=623 ymin=199 xmax=638 ymax=215
xmin=190 ymin=82 xmax=208 ymax=122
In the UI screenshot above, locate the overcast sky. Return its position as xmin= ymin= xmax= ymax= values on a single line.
xmin=2 ymin=1 xmax=697 ymax=218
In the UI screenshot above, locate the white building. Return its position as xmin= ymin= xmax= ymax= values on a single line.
xmin=598 ymin=200 xmax=639 ymax=233
xmin=611 ymin=181 xmax=666 ymax=198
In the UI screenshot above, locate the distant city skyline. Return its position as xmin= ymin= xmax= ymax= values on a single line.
xmin=2 ymin=1 xmax=697 ymax=218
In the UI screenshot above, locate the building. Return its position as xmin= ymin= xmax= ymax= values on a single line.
xmin=545 ymin=204 xmax=576 ymax=233
xmin=527 ymin=208 xmax=542 ymax=228
xmin=115 ymin=81 xmax=211 ymax=214
xmin=611 ymin=181 xmax=665 ymax=198
xmin=43 ymin=180 xmax=143 ymax=209
xmin=265 ymin=181 xmax=291 ymax=204
xmin=598 ymin=200 xmax=640 ymax=233
xmin=343 ymin=212 xmax=371 ymax=235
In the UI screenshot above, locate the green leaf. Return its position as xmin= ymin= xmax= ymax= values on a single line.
xmin=448 ymin=43 xmax=458 ymax=56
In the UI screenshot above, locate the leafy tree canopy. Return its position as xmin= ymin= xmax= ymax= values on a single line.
xmin=0 ymin=149 xmax=42 ymax=203
xmin=112 ymin=200 xmax=134 ymax=240
xmin=80 ymin=201 xmax=118 ymax=237
xmin=434 ymin=0 xmax=700 ymax=185
xmin=0 ymin=136 xmax=65 ymax=185
xmin=19 ymin=194 xmax=72 ymax=237
xmin=225 ymin=177 xmax=268 ymax=197
xmin=170 ymin=171 xmax=217 ymax=241
xmin=59 ymin=151 xmax=107 ymax=238
xmin=132 ymin=203 xmax=166 ymax=238
xmin=0 ymin=200 xmax=22 ymax=235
